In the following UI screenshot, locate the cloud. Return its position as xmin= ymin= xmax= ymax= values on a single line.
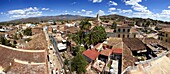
xmin=86 ymin=11 xmax=93 ymax=15
xmin=77 ymin=11 xmax=81 ymax=14
xmin=168 ymin=6 xmax=170 ymax=8
xmin=74 ymin=9 xmax=93 ymax=16
xmin=73 ymin=11 xmax=76 ymax=13
xmin=41 ymin=8 xmax=49 ymax=11
xmin=161 ymin=10 xmax=170 ymax=15
xmin=90 ymin=0 xmax=102 ymax=3
xmin=71 ymin=2 xmax=77 ymax=5
xmin=8 ymin=7 xmax=42 ymax=18
xmin=98 ymin=10 xmax=105 ymax=16
xmin=124 ymin=0 xmax=151 ymax=13
xmin=118 ymin=9 xmax=133 ymax=13
xmin=108 ymin=7 xmax=116 ymax=12
xmin=80 ymin=9 xmax=93 ymax=15
xmin=81 ymin=9 xmax=86 ymax=12
xmin=0 ymin=12 xmax=5 ymax=15
xmin=108 ymin=1 xmax=118 ymax=6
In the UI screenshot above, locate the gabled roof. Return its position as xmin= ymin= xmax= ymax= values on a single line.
xmin=94 ymin=43 xmax=103 ymax=50
xmin=100 ymin=49 xmax=113 ymax=56
xmin=112 ymin=48 xmax=122 ymax=54
xmin=82 ymin=49 xmax=100 ymax=60
xmin=123 ymin=38 xmax=146 ymax=51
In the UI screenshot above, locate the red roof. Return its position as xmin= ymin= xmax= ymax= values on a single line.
xmin=112 ymin=48 xmax=122 ymax=54
xmin=82 ymin=49 xmax=100 ymax=60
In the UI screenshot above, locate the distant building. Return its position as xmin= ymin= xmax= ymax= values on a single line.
xmin=107 ymin=25 xmax=137 ymax=38
xmin=124 ymin=20 xmax=135 ymax=26
xmin=158 ymin=28 xmax=170 ymax=43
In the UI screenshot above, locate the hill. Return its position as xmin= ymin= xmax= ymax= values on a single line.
xmin=0 ymin=14 xmax=170 ymax=25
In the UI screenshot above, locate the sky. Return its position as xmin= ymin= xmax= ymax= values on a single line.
xmin=0 ymin=0 xmax=170 ymax=22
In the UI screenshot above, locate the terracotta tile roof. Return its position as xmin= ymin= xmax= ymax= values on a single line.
xmin=83 ymin=49 xmax=100 ymax=60
xmin=0 ymin=46 xmax=45 ymax=68
xmin=7 ymin=62 xmax=46 ymax=74
xmin=100 ymin=49 xmax=112 ymax=56
xmin=123 ymin=38 xmax=146 ymax=51
xmin=112 ymin=48 xmax=122 ymax=54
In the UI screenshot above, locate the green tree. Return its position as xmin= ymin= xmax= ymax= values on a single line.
xmin=72 ymin=45 xmax=86 ymax=54
xmin=79 ymin=20 xmax=91 ymax=30
xmin=23 ymin=28 xmax=32 ymax=36
xmin=111 ymin=22 xmax=117 ymax=29
xmin=14 ymin=33 xmax=18 ymax=40
xmin=71 ymin=26 xmax=106 ymax=46
xmin=71 ymin=53 xmax=88 ymax=74
xmin=64 ymin=59 xmax=69 ymax=66
xmin=19 ymin=33 xmax=23 ymax=39
xmin=91 ymin=26 xmax=106 ymax=45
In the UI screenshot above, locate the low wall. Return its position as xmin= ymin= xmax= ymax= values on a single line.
xmin=0 ymin=44 xmax=45 ymax=53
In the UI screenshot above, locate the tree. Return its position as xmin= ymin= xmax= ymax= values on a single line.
xmin=71 ymin=26 xmax=106 ymax=46
xmin=23 ymin=28 xmax=32 ymax=36
xmin=72 ymin=45 xmax=86 ymax=55
xmin=19 ymin=32 xmax=23 ymax=39
xmin=64 ymin=59 xmax=69 ymax=66
xmin=0 ymin=36 xmax=12 ymax=47
xmin=14 ymin=33 xmax=18 ymax=40
xmin=79 ymin=20 xmax=91 ymax=31
xmin=91 ymin=26 xmax=107 ymax=45
xmin=111 ymin=22 xmax=117 ymax=29
xmin=71 ymin=53 xmax=88 ymax=74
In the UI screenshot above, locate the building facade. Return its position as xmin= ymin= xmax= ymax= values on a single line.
xmin=107 ymin=26 xmax=137 ymax=38
xmin=158 ymin=28 xmax=170 ymax=43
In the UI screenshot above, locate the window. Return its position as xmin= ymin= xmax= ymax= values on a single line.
xmin=165 ymin=39 xmax=168 ymax=42
xmin=118 ymin=34 xmax=120 ymax=37
xmin=127 ymin=29 xmax=130 ymax=32
xmin=118 ymin=29 xmax=121 ymax=32
xmin=158 ymin=37 xmax=160 ymax=40
xmin=166 ymin=34 xmax=168 ymax=37
xmin=114 ymin=30 xmax=116 ymax=32
xmin=123 ymin=34 xmax=125 ymax=38
xmin=134 ymin=34 xmax=136 ymax=38
xmin=123 ymin=29 xmax=125 ymax=32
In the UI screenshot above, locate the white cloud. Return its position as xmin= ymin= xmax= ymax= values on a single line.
xmin=91 ymin=0 xmax=102 ymax=3
xmin=80 ymin=9 xmax=93 ymax=16
xmin=81 ymin=9 xmax=86 ymax=12
xmin=98 ymin=10 xmax=105 ymax=16
xmin=77 ymin=11 xmax=81 ymax=14
xmin=41 ymin=8 xmax=49 ymax=11
xmin=108 ymin=7 xmax=116 ymax=12
xmin=108 ymin=1 xmax=118 ymax=6
xmin=168 ymin=6 xmax=170 ymax=8
xmin=73 ymin=11 xmax=76 ymax=13
xmin=124 ymin=0 xmax=151 ymax=13
xmin=0 ymin=12 xmax=5 ymax=15
xmin=118 ymin=9 xmax=133 ymax=13
xmin=8 ymin=7 xmax=42 ymax=18
xmin=71 ymin=2 xmax=77 ymax=5
xmin=86 ymin=11 xmax=93 ymax=15
xmin=74 ymin=9 xmax=93 ymax=16
xmin=161 ymin=10 xmax=170 ymax=15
